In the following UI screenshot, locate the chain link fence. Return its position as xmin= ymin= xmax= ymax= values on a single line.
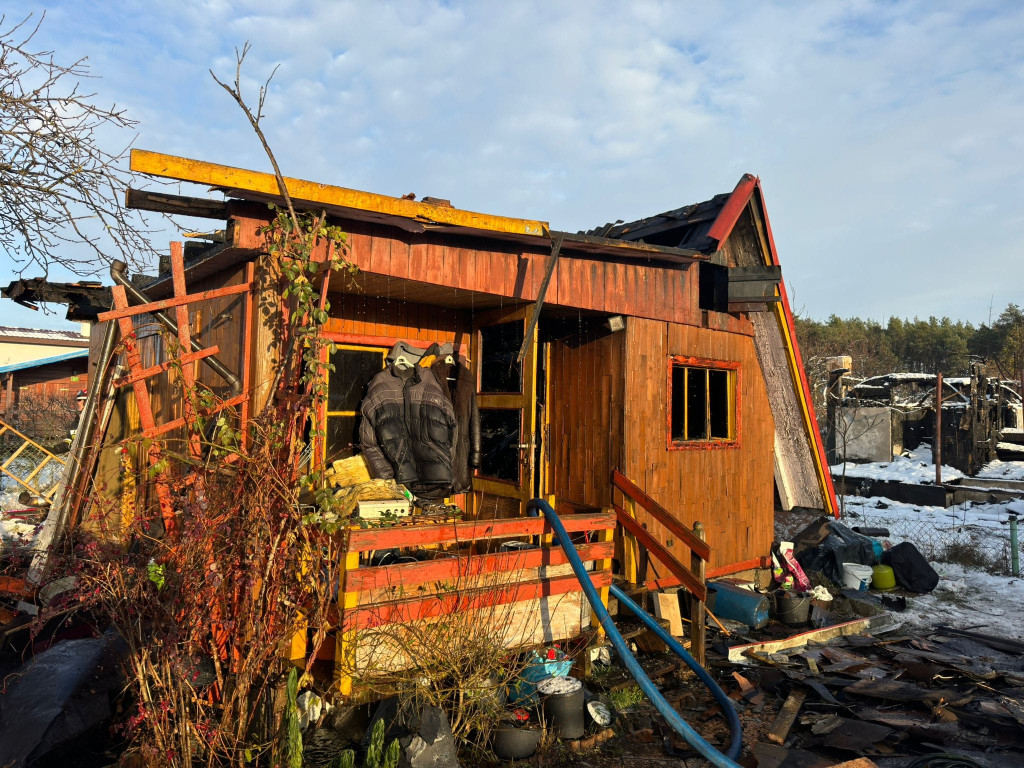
xmin=841 ymin=507 xmax=1016 ymax=575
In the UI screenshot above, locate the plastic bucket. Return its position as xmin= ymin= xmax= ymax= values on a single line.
xmin=842 ymin=563 xmax=873 ymax=591
xmin=771 ymin=592 xmax=811 ymax=627
xmin=492 ymin=725 xmax=542 ymax=760
xmin=871 ymin=565 xmax=896 ymax=592
xmin=539 ymin=677 xmax=585 ymax=739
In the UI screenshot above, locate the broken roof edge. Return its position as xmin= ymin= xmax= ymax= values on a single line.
xmin=129 ymin=149 xmax=707 ymax=266
xmin=709 ymin=175 xmax=841 ymax=519
xmin=130 ymin=148 xmax=550 ymax=238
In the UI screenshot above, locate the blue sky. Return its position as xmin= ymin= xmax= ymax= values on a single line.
xmin=2 ymin=0 xmax=1022 ymax=331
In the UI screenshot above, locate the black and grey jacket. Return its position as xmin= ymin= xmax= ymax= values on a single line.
xmin=426 ymin=352 xmax=481 ymax=494
xmin=359 ymin=361 xmax=457 ymax=498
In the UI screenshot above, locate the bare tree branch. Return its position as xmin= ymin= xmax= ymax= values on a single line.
xmin=0 ymin=12 xmax=159 ymax=276
xmin=209 ymin=43 xmax=299 ymax=231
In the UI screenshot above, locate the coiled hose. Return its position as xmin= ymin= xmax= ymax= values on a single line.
xmin=527 ymin=498 xmax=743 ymax=766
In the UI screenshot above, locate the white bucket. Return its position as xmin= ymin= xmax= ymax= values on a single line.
xmin=842 ymin=563 xmax=873 ymax=591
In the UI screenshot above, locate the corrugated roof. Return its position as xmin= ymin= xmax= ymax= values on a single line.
xmin=0 ymin=349 xmax=89 ymax=374
xmin=0 ymin=326 xmax=89 ymax=343
xmin=583 ymin=192 xmax=731 ymax=253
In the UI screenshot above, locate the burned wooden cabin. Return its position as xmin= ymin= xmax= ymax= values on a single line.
xmin=35 ymin=151 xmax=838 ymax=694
xmin=827 ymin=364 xmax=1024 ymax=472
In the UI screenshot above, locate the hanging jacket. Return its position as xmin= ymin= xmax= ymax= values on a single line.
xmin=427 ymin=352 xmax=481 ymax=494
xmin=359 ymin=361 xmax=457 ymax=497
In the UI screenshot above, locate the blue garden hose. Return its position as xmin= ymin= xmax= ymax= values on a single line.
xmin=527 ymin=499 xmax=743 ymax=766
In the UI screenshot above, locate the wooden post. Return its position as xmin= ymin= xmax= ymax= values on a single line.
xmin=935 ymin=372 xmax=943 ymax=486
xmin=689 ymin=521 xmax=707 ymax=667
xmin=622 ymin=496 xmax=639 ymax=585
xmin=334 ymin=534 xmax=361 ymax=697
xmin=596 ymin=510 xmax=614 ymax=639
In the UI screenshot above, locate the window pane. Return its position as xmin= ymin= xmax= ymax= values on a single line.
xmin=479 ymin=321 xmax=524 ymax=393
xmin=709 ymin=369 xmax=730 ymax=439
xmin=670 ymin=365 xmax=687 ymax=441
xmin=325 ymin=415 xmax=359 ymax=462
xmin=478 ymin=408 xmax=521 ymax=483
xmin=686 ymin=368 xmax=708 ymax=440
xmin=328 ymin=349 xmax=384 ymax=411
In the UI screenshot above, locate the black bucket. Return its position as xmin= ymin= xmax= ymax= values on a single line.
xmin=492 ymin=724 xmax=542 ymax=760
xmin=771 ymin=592 xmax=810 ymax=627
xmin=539 ymin=678 xmax=585 ymax=739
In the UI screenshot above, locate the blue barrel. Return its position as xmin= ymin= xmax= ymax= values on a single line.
xmin=707 ymin=583 xmax=770 ymax=629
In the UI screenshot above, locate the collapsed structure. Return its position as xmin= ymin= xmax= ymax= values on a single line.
xmin=4 ymin=150 xmax=837 ymax=695
xmin=827 ymin=361 xmax=1024 ymax=472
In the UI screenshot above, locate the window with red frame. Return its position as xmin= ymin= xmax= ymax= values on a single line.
xmin=669 ymin=358 xmax=737 ymax=446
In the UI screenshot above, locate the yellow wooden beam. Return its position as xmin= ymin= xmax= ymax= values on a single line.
xmin=131 ymin=149 xmax=549 ymax=238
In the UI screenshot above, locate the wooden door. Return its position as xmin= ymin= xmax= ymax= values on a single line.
xmin=471 ymin=305 xmax=538 ymax=515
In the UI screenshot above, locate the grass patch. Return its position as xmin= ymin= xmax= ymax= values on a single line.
xmin=608 ymin=684 xmax=645 ymax=711
xmin=940 ymin=540 xmax=995 ymax=570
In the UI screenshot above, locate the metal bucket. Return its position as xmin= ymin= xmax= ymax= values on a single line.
xmin=771 ymin=592 xmax=811 ymax=627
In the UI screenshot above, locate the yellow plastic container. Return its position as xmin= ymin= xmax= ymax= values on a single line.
xmin=871 ymin=564 xmax=896 ymax=592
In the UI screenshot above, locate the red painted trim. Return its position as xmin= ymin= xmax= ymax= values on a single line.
xmin=665 ymin=355 xmax=741 ymax=451
xmin=614 ymin=505 xmax=707 ymax=601
xmin=706 ymin=174 xmax=759 ymax=244
xmin=706 ymin=176 xmax=840 ymax=518
xmin=138 ymin=393 xmax=248 ymax=439
xmin=344 ymin=570 xmax=612 ymax=631
xmin=611 ymin=470 xmax=712 ymax=560
xmin=347 ymin=511 xmax=615 ymax=552
xmin=348 ymin=541 xmax=614 ymax=593
xmin=97 ymin=281 xmax=252 ymax=322
xmin=113 ymin=346 xmax=220 ymax=388
xmin=752 ymin=183 xmax=839 ymax=518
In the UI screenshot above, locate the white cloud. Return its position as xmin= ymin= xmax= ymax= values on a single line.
xmin=4 ymin=0 xmax=1023 ymax=330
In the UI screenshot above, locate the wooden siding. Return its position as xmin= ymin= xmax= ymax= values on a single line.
xmin=1 ymin=360 xmax=89 ymax=412
xmin=231 ymin=214 xmax=754 ymax=335
xmin=621 ymin=318 xmax=774 ymax=571
xmin=322 ymin=293 xmax=471 ymax=348
xmin=546 ymin=329 xmax=624 ymax=510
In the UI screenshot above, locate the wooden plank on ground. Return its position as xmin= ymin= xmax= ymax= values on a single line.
xmin=767 ymin=689 xmax=805 ymax=744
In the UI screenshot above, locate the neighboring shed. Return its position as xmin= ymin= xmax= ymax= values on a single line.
xmin=0 ymin=349 xmax=89 ymax=414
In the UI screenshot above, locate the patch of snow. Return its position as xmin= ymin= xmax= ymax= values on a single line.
xmin=832 ymin=444 xmax=964 ymax=484
xmin=0 ymin=509 xmax=41 ymax=552
xmin=900 ymin=562 xmax=1024 ymax=640
xmin=977 ymin=459 xmax=1024 ymax=481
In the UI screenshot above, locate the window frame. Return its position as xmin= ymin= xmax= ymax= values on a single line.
xmin=322 ymin=343 xmax=388 ymax=464
xmin=666 ymin=355 xmax=740 ymax=451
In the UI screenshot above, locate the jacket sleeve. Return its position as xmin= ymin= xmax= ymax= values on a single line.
xmin=468 ymin=390 xmax=481 ymax=468
xmin=359 ymin=396 xmax=394 ymax=479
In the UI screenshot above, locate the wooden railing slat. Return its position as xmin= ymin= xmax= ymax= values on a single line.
xmin=612 ymin=469 xmax=712 ymax=561
xmin=614 ymin=505 xmax=708 ymax=601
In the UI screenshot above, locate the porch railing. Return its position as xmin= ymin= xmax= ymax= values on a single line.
xmin=611 ymin=468 xmax=710 ymax=665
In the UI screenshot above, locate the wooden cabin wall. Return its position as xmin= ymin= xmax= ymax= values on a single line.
xmin=330 ymin=220 xmax=753 ymax=332
xmin=546 ymin=330 xmax=625 ymax=510
xmin=621 ymin=318 xmax=774 ymax=572
xmin=81 ymin=264 xmax=250 ymax=539
xmin=323 ymin=293 xmax=472 ymax=348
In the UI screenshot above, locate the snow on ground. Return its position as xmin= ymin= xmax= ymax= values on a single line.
xmin=977 ymin=458 xmax=1024 ymax=481
xmin=822 ymin=452 xmax=1024 ymax=638
xmin=899 ymin=562 xmax=1024 ymax=640
xmin=831 ymin=443 xmax=964 ymax=484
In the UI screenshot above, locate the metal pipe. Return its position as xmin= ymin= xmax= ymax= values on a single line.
xmin=27 ymin=309 xmax=119 ymax=583
xmin=526 ymin=498 xmax=743 ymax=766
xmin=1011 ymin=515 xmax=1019 ymax=577
xmin=935 ymin=372 xmax=943 ymax=486
xmin=109 ymin=260 xmax=242 ymax=395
